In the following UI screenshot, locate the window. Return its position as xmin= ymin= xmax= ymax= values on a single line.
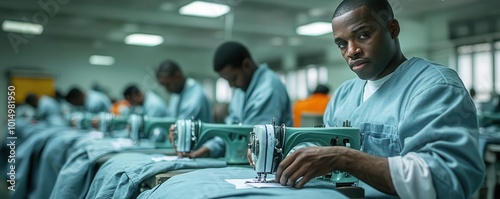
xmin=286 ymin=71 xmax=298 ymax=101
xmin=278 ymin=72 xmax=286 ymax=85
xmin=474 ymin=51 xmax=492 ymax=101
xmin=202 ymin=79 xmax=214 ymax=101
xmin=285 ymin=65 xmax=329 ymax=101
xmin=319 ymin=66 xmax=328 ymax=84
xmin=495 ymin=41 xmax=500 ymax=94
xmin=215 ymin=78 xmax=231 ymax=103
xmin=457 ymin=42 xmax=497 ymax=102
xmin=458 ymin=54 xmax=472 ymax=89
xmin=306 ymin=67 xmax=318 ymax=92
xmin=297 ymin=69 xmax=307 ymax=100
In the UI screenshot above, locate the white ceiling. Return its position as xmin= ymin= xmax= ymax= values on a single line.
xmin=0 ymin=0 xmax=495 ymax=63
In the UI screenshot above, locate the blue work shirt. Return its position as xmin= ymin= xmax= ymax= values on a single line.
xmin=324 ymin=57 xmax=485 ymax=199
xmin=85 ymin=90 xmax=112 ymax=113
xmin=169 ymin=78 xmax=212 ymax=122
xmin=37 ymin=95 xmax=66 ymax=126
xmin=129 ymin=91 xmax=171 ymax=117
xmin=204 ymin=64 xmax=293 ymax=157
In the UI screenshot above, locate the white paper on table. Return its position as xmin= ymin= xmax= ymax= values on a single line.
xmin=88 ymin=130 xmax=104 ymax=139
xmin=225 ymin=179 xmax=254 ymax=189
xmin=225 ymin=178 xmax=288 ymax=189
xmin=246 ymin=180 xmax=288 ymax=188
xmin=110 ymin=138 xmax=134 ymax=149
xmin=151 ymin=156 xmax=192 ymax=162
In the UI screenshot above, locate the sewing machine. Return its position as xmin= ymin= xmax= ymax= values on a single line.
xmin=249 ymin=121 xmax=360 ymax=186
xmin=174 ymin=119 xmax=253 ymax=164
xmin=97 ymin=112 xmax=129 ymax=137
xmin=127 ymin=114 xmax=177 ymax=148
xmin=71 ymin=112 xmax=95 ymax=130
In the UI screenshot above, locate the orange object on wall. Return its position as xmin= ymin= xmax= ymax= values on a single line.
xmin=10 ymin=77 xmax=55 ymax=104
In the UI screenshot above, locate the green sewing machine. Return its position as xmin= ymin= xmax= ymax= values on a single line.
xmin=71 ymin=112 xmax=96 ymax=130
xmin=174 ymin=119 xmax=253 ymax=164
xmin=127 ymin=114 xmax=177 ymax=148
xmin=249 ymin=121 xmax=360 ymax=186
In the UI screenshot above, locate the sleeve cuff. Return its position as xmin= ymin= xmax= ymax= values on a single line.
xmin=388 ymin=152 xmax=436 ymax=199
xmin=202 ymin=136 xmax=226 ymax=158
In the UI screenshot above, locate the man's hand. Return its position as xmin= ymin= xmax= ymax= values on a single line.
xmin=182 ymin=147 xmax=210 ymax=158
xmin=168 ymin=124 xmax=181 ymax=156
xmin=247 ymin=148 xmax=254 ymax=167
xmin=275 ymin=146 xmax=347 ymax=188
xmin=168 ymin=124 xmax=210 ymax=158
xmin=91 ymin=118 xmax=99 ymax=129
xmin=70 ymin=118 xmax=77 ymax=127
xmin=168 ymin=124 xmax=175 ymax=145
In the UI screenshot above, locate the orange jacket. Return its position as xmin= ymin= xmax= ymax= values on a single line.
xmin=293 ymin=93 xmax=331 ymax=127
xmin=110 ymin=100 xmax=130 ymax=116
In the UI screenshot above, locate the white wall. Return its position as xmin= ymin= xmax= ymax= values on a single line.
xmin=1 ymin=35 xmax=218 ymax=96
xmin=0 ymin=32 xmax=218 ymax=129
xmin=424 ymin=1 xmax=500 ymax=68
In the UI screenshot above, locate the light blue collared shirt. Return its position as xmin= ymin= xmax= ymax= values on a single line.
xmin=204 ymin=64 xmax=292 ymax=158
xmin=324 ymin=57 xmax=485 ymax=199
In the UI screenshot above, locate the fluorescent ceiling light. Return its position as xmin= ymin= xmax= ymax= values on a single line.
xmin=179 ymin=1 xmax=230 ymax=18
xmin=296 ymin=22 xmax=332 ymax=36
xmin=89 ymin=55 xmax=115 ymax=66
xmin=2 ymin=20 xmax=43 ymax=35
xmin=124 ymin=33 xmax=164 ymax=46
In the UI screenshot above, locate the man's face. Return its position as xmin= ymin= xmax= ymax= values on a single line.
xmin=157 ymin=72 xmax=183 ymax=93
xmin=332 ymin=6 xmax=396 ymax=81
xmin=217 ymin=64 xmax=252 ymax=91
xmin=70 ymin=94 xmax=85 ymax=106
xmin=126 ymin=91 xmax=144 ymax=106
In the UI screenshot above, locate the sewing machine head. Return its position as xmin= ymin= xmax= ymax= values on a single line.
xmin=249 ymin=121 xmax=360 ymax=185
xmin=144 ymin=116 xmax=177 ymax=148
xmin=174 ymin=119 xmax=253 ymax=164
xmin=71 ymin=112 xmax=95 ymax=130
xmin=128 ymin=114 xmax=176 ymax=147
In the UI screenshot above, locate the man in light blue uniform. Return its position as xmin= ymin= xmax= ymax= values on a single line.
xmin=274 ymin=1 xmax=485 ymax=199
xmin=25 ymin=93 xmax=66 ymax=126
xmin=188 ymin=41 xmax=292 ymax=158
xmin=66 ymin=87 xmax=112 ymax=113
xmin=156 ymin=59 xmax=212 ymax=122
xmin=123 ymin=85 xmax=170 ymax=117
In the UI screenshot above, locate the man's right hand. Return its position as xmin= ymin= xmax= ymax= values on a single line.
xmin=247 ymin=148 xmax=254 ymax=167
xmin=168 ymin=124 xmax=181 ymax=156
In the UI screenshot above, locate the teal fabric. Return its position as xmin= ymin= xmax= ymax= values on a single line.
xmin=86 ymin=154 xmax=226 ymax=199
xmin=138 ymin=167 xmax=348 ymax=199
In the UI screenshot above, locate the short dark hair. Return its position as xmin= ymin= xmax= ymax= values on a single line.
xmin=25 ymin=93 xmax=38 ymax=107
xmin=213 ymin=41 xmax=252 ymax=72
xmin=157 ymin=59 xmax=182 ymax=77
xmin=66 ymin=87 xmax=84 ymax=102
xmin=313 ymin=84 xmax=330 ymax=94
xmin=123 ymin=85 xmax=141 ymax=99
xmin=333 ymin=0 xmax=394 ymax=23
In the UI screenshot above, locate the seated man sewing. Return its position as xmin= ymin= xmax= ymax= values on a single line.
xmin=123 ymin=84 xmax=170 ymax=117
xmin=25 ymin=93 xmax=66 ymax=126
xmin=65 ymin=87 xmax=112 ymax=113
xmin=175 ymin=41 xmax=293 ymax=158
xmin=272 ymin=1 xmax=485 ymax=199
xmin=156 ymin=59 xmax=212 ymax=122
